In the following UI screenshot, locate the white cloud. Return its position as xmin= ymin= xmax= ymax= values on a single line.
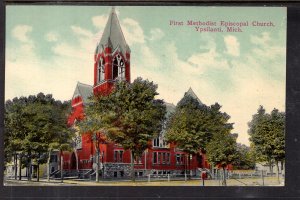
xmin=198 ymin=33 xmax=217 ymax=50
xmin=51 ymin=25 xmax=101 ymax=63
xmin=188 ymin=48 xmax=229 ymax=73
xmin=71 ymin=26 xmax=93 ymax=38
xmin=92 ymin=15 xmax=108 ymax=29
xmin=252 ymin=45 xmax=285 ymax=60
xmin=45 ymin=32 xmax=59 ymax=42
xmin=148 ymin=28 xmax=165 ymax=41
xmin=6 ymin=23 xmax=97 ymax=102
xmin=140 ymin=46 xmax=161 ymax=69
xmin=224 ymin=35 xmax=240 ymax=57
xmin=131 ymin=42 xmax=219 ymax=106
xmin=250 ymin=32 xmax=286 ymax=61
xmin=52 ymin=43 xmax=79 ymax=58
xmin=121 ymin=18 xmax=145 ymax=45
xmin=12 ymin=25 xmax=32 ymax=43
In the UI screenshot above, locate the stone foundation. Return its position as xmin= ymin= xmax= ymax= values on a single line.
xmin=101 ymin=163 xmax=198 ymax=178
xmin=103 ymin=163 xmax=131 ymax=178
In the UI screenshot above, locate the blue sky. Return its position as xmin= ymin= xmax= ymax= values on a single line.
xmin=5 ymin=6 xmax=286 ymax=145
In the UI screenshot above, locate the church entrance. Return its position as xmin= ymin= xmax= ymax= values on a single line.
xmin=70 ymin=152 xmax=77 ymax=170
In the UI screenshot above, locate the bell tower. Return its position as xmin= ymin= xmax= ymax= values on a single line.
xmin=93 ymin=7 xmax=131 ymax=96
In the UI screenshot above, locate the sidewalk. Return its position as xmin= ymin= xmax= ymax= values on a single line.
xmin=4 ymin=178 xmax=75 ymax=186
xmin=4 ymin=176 xmax=284 ymax=186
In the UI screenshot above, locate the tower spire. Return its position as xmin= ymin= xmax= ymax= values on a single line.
xmin=97 ymin=6 xmax=129 ymax=55
xmin=93 ymin=7 xmax=131 ymax=93
xmin=111 ymin=6 xmax=116 ymax=13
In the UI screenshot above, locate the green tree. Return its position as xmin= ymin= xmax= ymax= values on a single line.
xmin=4 ymin=98 xmax=28 ymax=180
xmin=81 ymin=77 xmax=166 ymax=181
xmin=248 ymin=106 xmax=285 ymax=183
xmin=206 ymin=132 xmax=237 ymax=186
xmin=166 ymin=94 xmax=233 ymax=175
xmin=269 ymin=109 xmax=285 ymax=183
xmin=77 ymin=104 xmax=108 ymax=182
xmin=4 ymin=93 xmax=74 ymax=182
xmin=233 ymin=143 xmax=255 ymax=170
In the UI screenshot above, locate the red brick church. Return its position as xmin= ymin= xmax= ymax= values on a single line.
xmin=62 ymin=7 xmax=209 ymax=178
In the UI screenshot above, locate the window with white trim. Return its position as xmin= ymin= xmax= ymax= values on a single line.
xmin=114 ymin=150 xmax=123 ymax=163
xmin=153 ymin=138 xmax=159 ymax=147
xmin=98 ymin=57 xmax=105 ymax=83
xmin=176 ymin=154 xmax=185 ymax=165
xmin=112 ymin=54 xmax=125 ymax=80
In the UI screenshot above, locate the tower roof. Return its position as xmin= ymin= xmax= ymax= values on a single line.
xmin=184 ymin=87 xmax=203 ymax=104
xmin=96 ymin=7 xmax=130 ymax=55
xmin=72 ymin=82 xmax=93 ymax=104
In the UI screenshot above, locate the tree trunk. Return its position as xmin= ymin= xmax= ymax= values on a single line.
xmin=14 ymin=153 xmax=17 ymax=180
xmin=188 ymin=154 xmax=191 ymax=179
xmin=18 ymin=154 xmax=22 ymax=180
xmin=96 ymin=149 xmax=100 ymax=182
xmin=37 ymin=163 xmax=40 ymax=182
xmin=268 ymin=158 xmax=273 ymax=175
xmin=60 ymin=151 xmax=64 ymax=183
xmin=222 ymin=166 xmax=227 ymax=186
xmin=271 ymin=164 xmax=274 ymax=175
xmin=130 ymin=151 xmax=135 ymax=182
xmin=47 ymin=150 xmax=51 ymax=182
xmin=184 ymin=155 xmax=187 ymax=176
xmin=276 ymin=160 xmax=280 ymax=184
xmin=28 ymin=153 xmax=32 ymax=181
xmin=102 ymin=151 xmax=105 ymax=179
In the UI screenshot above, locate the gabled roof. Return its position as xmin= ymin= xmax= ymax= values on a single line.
xmin=165 ymin=102 xmax=176 ymax=116
xmin=72 ymin=82 xmax=93 ymax=104
xmin=184 ymin=87 xmax=203 ymax=105
xmin=96 ymin=7 xmax=130 ymax=55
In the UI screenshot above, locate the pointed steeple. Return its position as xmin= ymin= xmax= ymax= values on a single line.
xmin=184 ymin=87 xmax=202 ymax=104
xmin=97 ymin=7 xmax=129 ymax=55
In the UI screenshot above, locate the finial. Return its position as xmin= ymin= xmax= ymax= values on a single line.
xmin=112 ymin=6 xmax=116 ymax=13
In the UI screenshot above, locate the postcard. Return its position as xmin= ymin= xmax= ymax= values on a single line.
xmin=4 ymin=6 xmax=286 ymax=187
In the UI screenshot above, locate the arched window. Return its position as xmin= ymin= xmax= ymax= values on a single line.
xmin=98 ymin=57 xmax=105 ymax=83
xmin=112 ymin=54 xmax=125 ymax=80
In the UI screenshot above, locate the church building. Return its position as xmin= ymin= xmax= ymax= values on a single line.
xmin=63 ymin=7 xmax=209 ymax=178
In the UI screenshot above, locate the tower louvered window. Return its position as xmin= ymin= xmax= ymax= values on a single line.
xmin=113 ymin=54 xmax=125 ymax=80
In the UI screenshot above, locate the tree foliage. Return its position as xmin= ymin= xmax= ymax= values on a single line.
xmin=166 ymin=94 xmax=233 ymax=155
xmin=4 ymin=93 xmax=74 ymax=180
xmin=233 ymin=143 xmax=255 ymax=170
xmin=248 ymin=106 xmax=285 ymax=163
xmin=206 ymin=132 xmax=237 ymax=168
xmin=80 ymin=77 xmax=166 ymax=180
xmin=206 ymin=132 xmax=237 ymax=186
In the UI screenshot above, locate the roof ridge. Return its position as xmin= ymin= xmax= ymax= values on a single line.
xmin=113 ymin=8 xmax=128 ymax=49
xmin=77 ymin=81 xmax=92 ymax=87
xmin=165 ymin=102 xmax=176 ymax=106
xmin=109 ymin=7 xmax=114 ymax=39
xmin=77 ymin=84 xmax=82 ymax=98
